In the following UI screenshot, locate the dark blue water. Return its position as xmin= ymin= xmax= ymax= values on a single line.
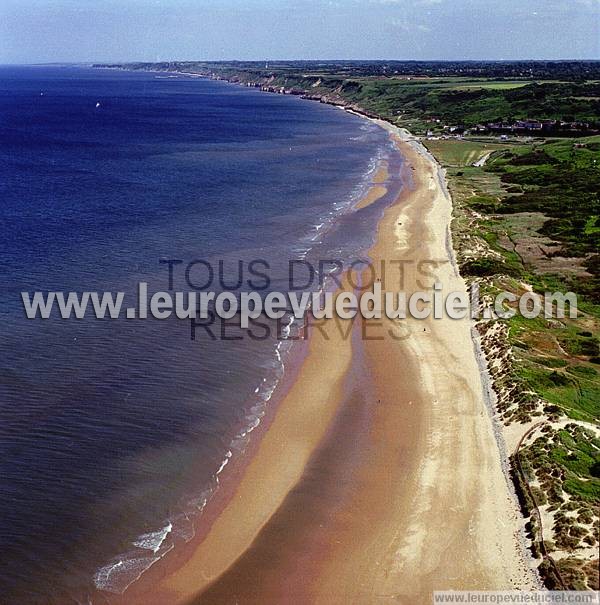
xmin=0 ymin=66 xmax=398 ymax=603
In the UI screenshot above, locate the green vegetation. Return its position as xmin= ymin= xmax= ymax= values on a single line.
xmin=517 ymin=360 xmax=599 ymax=422
xmin=324 ymin=79 xmax=600 ymax=132
xmin=462 ymin=257 xmax=522 ymax=278
xmin=450 ymin=81 xmax=532 ymax=91
xmin=548 ymin=425 xmax=600 ymax=502
xmin=423 ymin=82 xmax=599 ymax=126
xmin=434 ymin=135 xmax=599 ymax=428
xmin=423 ymin=139 xmax=504 ymax=167
xmin=518 ymin=424 xmax=599 ymax=589
xmin=486 ymin=137 xmax=600 ymax=276
xmin=554 ymin=558 xmax=600 ymax=592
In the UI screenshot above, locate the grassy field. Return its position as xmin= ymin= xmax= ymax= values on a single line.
xmin=383 ymin=78 xmax=537 ymax=90
xmin=442 ymin=135 xmax=599 ymax=420
xmin=424 ymin=139 xmax=509 ymax=167
xmin=450 ymin=82 xmax=530 ymax=90
xmin=448 ymin=80 xmax=571 ymax=90
xmin=332 ymin=78 xmax=600 ymax=133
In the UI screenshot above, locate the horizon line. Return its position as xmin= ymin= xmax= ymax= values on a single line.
xmin=3 ymin=58 xmax=600 ymax=67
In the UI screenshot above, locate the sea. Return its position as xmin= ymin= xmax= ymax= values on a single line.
xmin=0 ymin=65 xmax=403 ymax=603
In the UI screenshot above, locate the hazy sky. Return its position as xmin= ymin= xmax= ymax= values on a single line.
xmin=1 ymin=0 xmax=598 ymax=64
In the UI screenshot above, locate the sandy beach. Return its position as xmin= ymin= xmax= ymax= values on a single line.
xmin=120 ymin=124 xmax=537 ymax=605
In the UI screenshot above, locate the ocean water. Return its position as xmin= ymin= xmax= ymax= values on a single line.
xmin=0 ymin=66 xmax=401 ymax=603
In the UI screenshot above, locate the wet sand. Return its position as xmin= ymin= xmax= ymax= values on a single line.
xmin=122 ymin=126 xmax=535 ymax=604
xmin=355 ymin=183 xmax=387 ymax=209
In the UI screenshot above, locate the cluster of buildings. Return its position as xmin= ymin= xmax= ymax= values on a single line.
xmin=476 ymin=120 xmax=594 ymax=134
xmin=429 ymin=119 xmax=597 ymax=137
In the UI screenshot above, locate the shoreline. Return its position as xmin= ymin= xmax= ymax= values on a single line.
xmin=377 ymin=120 xmax=541 ymax=589
xmin=92 ymin=78 xmax=400 ymax=603
xmin=86 ymin=69 xmax=539 ymax=603
xmin=85 ymin=68 xmax=400 ymax=603
xmin=106 ymin=111 xmax=537 ymax=603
